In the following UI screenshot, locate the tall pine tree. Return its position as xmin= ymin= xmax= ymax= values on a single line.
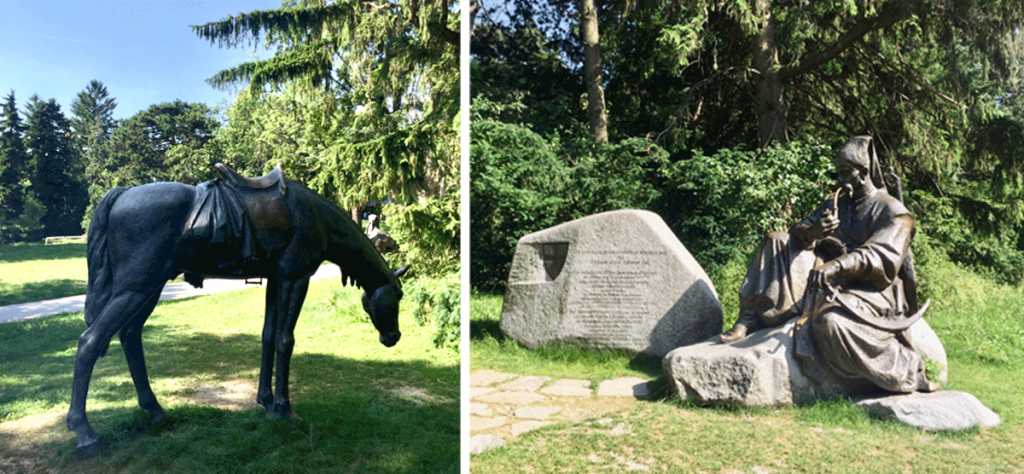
xmin=24 ymin=95 xmax=87 ymax=238
xmin=70 ymin=80 xmax=118 ymax=208
xmin=0 ymin=91 xmax=28 ymax=218
xmin=0 ymin=90 xmax=45 ymax=242
xmin=192 ymin=0 xmax=460 ymax=215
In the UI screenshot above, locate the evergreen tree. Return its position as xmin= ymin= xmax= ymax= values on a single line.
xmin=24 ymin=95 xmax=87 ymax=238
xmin=193 ymin=0 xmax=460 ymax=275
xmin=70 ymin=80 xmax=117 ymax=153
xmin=70 ymin=80 xmax=118 ymax=207
xmin=192 ymin=0 xmax=460 ymax=213
xmin=0 ymin=90 xmax=28 ymax=218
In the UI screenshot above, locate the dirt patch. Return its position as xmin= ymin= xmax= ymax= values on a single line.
xmin=181 ymin=379 xmax=259 ymax=411
xmin=0 ymin=410 xmax=67 ymax=474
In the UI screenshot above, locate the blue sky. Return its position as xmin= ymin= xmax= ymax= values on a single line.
xmin=0 ymin=1 xmax=281 ymax=121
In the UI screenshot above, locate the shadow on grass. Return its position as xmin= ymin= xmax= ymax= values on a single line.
xmin=1 ymin=315 xmax=458 ymax=474
xmin=470 ymin=317 xmax=502 ymax=341
xmin=0 ymin=242 xmax=86 ymax=263
xmin=0 ymin=279 xmax=88 ymax=306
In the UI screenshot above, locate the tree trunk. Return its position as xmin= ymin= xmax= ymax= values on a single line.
xmin=581 ymin=0 xmax=608 ymax=143
xmin=752 ymin=6 xmax=788 ymax=146
xmin=750 ymin=0 xmax=914 ymax=147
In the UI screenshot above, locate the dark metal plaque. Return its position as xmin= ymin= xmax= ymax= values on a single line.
xmin=542 ymin=243 xmax=569 ymax=280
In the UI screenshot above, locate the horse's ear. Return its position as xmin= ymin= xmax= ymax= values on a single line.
xmin=393 ymin=265 xmax=410 ymax=278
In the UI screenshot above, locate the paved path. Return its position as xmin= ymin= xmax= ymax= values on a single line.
xmin=469 ymin=370 xmax=653 ymax=455
xmin=0 ymin=265 xmax=342 ymax=324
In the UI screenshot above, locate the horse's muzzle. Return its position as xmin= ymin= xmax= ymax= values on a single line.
xmin=380 ymin=331 xmax=401 ymax=347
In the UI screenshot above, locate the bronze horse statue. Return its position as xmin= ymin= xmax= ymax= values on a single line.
xmin=67 ymin=163 xmax=408 ymax=450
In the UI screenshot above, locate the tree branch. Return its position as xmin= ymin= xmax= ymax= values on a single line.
xmin=778 ymin=1 xmax=913 ymax=81
xmin=439 ymin=0 xmax=459 ymax=47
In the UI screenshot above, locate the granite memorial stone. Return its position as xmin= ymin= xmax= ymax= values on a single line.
xmin=500 ymin=209 xmax=722 ymax=357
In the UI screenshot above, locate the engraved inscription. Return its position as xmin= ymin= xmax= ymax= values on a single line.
xmin=568 ymin=250 xmax=667 ymax=339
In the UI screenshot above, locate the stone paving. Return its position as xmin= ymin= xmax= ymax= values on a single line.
xmin=469 ymin=370 xmax=653 ymax=454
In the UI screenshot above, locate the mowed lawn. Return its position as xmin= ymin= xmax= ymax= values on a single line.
xmin=469 ymin=256 xmax=1024 ymax=473
xmin=0 ymin=242 xmax=88 ymax=306
xmin=0 ymin=278 xmax=460 ymax=473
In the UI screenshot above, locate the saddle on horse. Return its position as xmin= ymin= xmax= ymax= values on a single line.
xmin=182 ymin=163 xmax=293 ymax=276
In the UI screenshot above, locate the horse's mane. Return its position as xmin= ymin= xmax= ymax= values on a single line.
xmin=303 ymin=185 xmax=395 ymax=293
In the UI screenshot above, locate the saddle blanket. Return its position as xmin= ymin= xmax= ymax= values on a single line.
xmin=182 ymin=179 xmax=257 ymax=268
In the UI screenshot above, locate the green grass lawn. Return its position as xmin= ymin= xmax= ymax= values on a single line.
xmin=470 ymin=254 xmax=1024 ymax=473
xmin=0 ymin=277 xmax=459 ymax=473
xmin=0 ymin=242 xmax=88 ymax=306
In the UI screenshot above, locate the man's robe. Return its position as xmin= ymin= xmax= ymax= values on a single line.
xmin=738 ymin=189 xmax=928 ymax=392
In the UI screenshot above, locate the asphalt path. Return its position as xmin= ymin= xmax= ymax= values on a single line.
xmin=0 ymin=265 xmax=342 ymax=324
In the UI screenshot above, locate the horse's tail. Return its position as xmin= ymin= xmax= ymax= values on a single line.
xmin=84 ymin=187 xmax=127 ymax=332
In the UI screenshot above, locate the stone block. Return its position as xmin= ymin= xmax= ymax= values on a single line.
xmin=498 ymin=375 xmax=551 ymax=392
xmin=856 ymin=391 xmax=1000 ymax=431
xmin=597 ymin=377 xmax=651 ymax=399
xmin=501 ymin=210 xmax=723 ymax=357
xmin=663 ymin=317 xmax=947 ymax=407
xmin=470 ymin=434 xmax=505 ymax=454
xmin=539 ymin=379 xmax=592 ymax=396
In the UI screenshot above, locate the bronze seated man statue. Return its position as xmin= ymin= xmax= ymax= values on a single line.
xmin=719 ymin=136 xmax=939 ymax=394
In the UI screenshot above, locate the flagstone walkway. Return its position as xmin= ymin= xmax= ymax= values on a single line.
xmin=469 ymin=370 xmax=654 ymax=454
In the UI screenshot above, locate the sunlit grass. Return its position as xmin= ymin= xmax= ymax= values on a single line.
xmin=0 ymin=242 xmax=88 ymax=306
xmin=0 ymin=277 xmax=459 ymax=474
xmin=469 ymin=251 xmax=1024 ymax=472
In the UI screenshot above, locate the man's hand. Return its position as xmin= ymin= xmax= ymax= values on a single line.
xmin=806 ymin=208 xmax=840 ymax=241
xmin=810 ymin=260 xmax=841 ymax=291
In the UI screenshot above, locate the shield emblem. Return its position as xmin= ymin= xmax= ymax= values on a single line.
xmin=541 ymin=243 xmax=569 ymax=280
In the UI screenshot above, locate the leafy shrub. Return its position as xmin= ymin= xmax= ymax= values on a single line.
xmin=0 ymin=183 xmax=45 ymax=243
xmin=561 ymin=136 xmax=669 ymax=217
xmin=383 ymin=187 xmax=460 ymax=278
xmin=404 ymin=273 xmax=460 ymax=351
xmin=470 ymin=120 xmax=570 ymax=290
xmin=470 ymin=120 xmax=673 ymax=290
xmin=653 ymin=140 xmax=834 ymax=265
xmin=911 ymin=190 xmax=1024 ymax=286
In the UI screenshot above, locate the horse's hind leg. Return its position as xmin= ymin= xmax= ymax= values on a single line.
xmin=118 ymin=289 xmax=165 ymax=424
xmin=67 ymin=289 xmax=162 ymax=449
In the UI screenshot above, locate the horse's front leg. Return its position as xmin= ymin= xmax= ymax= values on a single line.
xmin=268 ymin=276 xmax=310 ymax=421
xmin=257 ymin=278 xmax=280 ymax=410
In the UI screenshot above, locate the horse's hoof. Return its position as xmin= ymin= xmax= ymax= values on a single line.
xmin=266 ymin=407 xmax=304 ymax=426
xmin=70 ymin=422 xmax=100 ymax=453
xmin=149 ymin=408 xmax=167 ymax=425
xmin=75 ymin=436 xmax=103 ymax=457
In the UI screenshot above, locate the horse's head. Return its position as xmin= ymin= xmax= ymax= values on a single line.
xmin=362 ymin=265 xmax=410 ymax=347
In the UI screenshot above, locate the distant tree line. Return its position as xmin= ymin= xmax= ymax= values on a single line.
xmin=0 ymin=81 xmax=219 ymax=243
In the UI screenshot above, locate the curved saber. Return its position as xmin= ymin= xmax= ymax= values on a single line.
xmin=853 ymin=298 xmax=931 ymax=332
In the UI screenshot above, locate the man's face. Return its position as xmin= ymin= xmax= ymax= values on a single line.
xmin=835 ymin=161 xmax=866 ymax=195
